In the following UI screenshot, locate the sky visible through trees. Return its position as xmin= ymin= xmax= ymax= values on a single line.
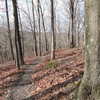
xmin=0 ymin=0 xmax=84 ymax=32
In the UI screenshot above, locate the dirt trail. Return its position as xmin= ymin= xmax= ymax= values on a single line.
xmin=4 ymin=57 xmax=43 ymax=100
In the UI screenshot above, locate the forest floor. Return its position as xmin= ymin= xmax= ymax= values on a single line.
xmin=0 ymin=48 xmax=84 ymax=100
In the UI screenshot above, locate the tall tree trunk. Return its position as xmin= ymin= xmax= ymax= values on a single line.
xmin=26 ymin=0 xmax=38 ymax=56
xmin=69 ymin=0 xmax=76 ymax=48
xmin=5 ymin=0 xmax=14 ymax=60
xmin=67 ymin=21 xmax=71 ymax=48
xmin=39 ymin=1 xmax=49 ymax=53
xmin=18 ymin=9 xmax=25 ymax=58
xmin=77 ymin=0 xmax=100 ymax=99
xmin=37 ymin=0 xmax=42 ymax=56
xmin=32 ymin=0 xmax=38 ymax=56
xmin=12 ymin=0 xmax=24 ymax=69
xmin=50 ymin=0 xmax=56 ymax=60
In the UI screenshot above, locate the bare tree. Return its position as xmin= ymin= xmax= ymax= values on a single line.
xmin=32 ymin=0 xmax=38 ymax=56
xmin=12 ymin=0 xmax=24 ymax=69
xmin=62 ymin=0 xmax=80 ymax=48
xmin=39 ymin=1 xmax=49 ymax=53
xmin=78 ymin=0 xmax=100 ymax=99
xmin=69 ymin=0 xmax=77 ymax=48
xmin=50 ymin=0 xmax=56 ymax=60
xmin=25 ymin=0 xmax=38 ymax=56
xmin=18 ymin=9 xmax=25 ymax=57
xmin=37 ymin=0 xmax=42 ymax=56
xmin=5 ymin=0 xmax=14 ymax=60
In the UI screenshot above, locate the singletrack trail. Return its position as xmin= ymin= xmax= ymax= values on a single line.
xmin=5 ymin=57 xmax=43 ymax=100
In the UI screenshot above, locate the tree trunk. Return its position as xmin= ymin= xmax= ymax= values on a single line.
xmin=77 ymin=0 xmax=100 ymax=99
xmin=12 ymin=0 xmax=24 ymax=69
xmin=39 ymin=1 xmax=49 ymax=53
xmin=69 ymin=0 xmax=76 ymax=48
xmin=32 ymin=0 xmax=38 ymax=56
xmin=37 ymin=0 xmax=42 ymax=56
xmin=18 ymin=9 xmax=25 ymax=58
xmin=50 ymin=0 xmax=56 ymax=60
xmin=5 ymin=0 xmax=14 ymax=60
xmin=26 ymin=0 xmax=38 ymax=56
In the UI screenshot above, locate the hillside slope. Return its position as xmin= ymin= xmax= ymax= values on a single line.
xmin=0 ymin=48 xmax=84 ymax=100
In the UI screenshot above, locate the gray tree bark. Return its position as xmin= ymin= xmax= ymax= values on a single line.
xmin=26 ymin=0 xmax=38 ymax=56
xmin=37 ymin=0 xmax=42 ymax=56
xmin=32 ymin=0 xmax=38 ymax=56
xmin=12 ymin=0 xmax=24 ymax=69
xmin=69 ymin=0 xmax=76 ymax=48
xmin=5 ymin=0 xmax=14 ymax=60
xmin=50 ymin=0 xmax=56 ymax=60
xmin=77 ymin=0 xmax=100 ymax=99
xmin=18 ymin=9 xmax=25 ymax=58
xmin=39 ymin=1 xmax=49 ymax=53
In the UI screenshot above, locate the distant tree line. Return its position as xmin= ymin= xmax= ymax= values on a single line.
xmin=0 ymin=0 xmax=84 ymax=69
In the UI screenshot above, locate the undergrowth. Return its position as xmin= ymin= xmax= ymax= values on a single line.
xmin=46 ymin=60 xmax=58 ymax=69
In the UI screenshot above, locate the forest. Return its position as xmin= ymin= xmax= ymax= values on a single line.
xmin=0 ymin=0 xmax=100 ymax=100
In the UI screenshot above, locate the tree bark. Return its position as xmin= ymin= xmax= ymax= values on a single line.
xmin=18 ymin=9 xmax=25 ymax=58
xmin=32 ymin=0 xmax=38 ymax=56
xmin=69 ymin=0 xmax=76 ymax=48
xmin=39 ymin=1 xmax=49 ymax=53
xmin=12 ymin=0 xmax=24 ymax=69
xmin=77 ymin=0 xmax=100 ymax=99
xmin=5 ymin=0 xmax=14 ymax=60
xmin=50 ymin=0 xmax=56 ymax=60
xmin=37 ymin=0 xmax=42 ymax=56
